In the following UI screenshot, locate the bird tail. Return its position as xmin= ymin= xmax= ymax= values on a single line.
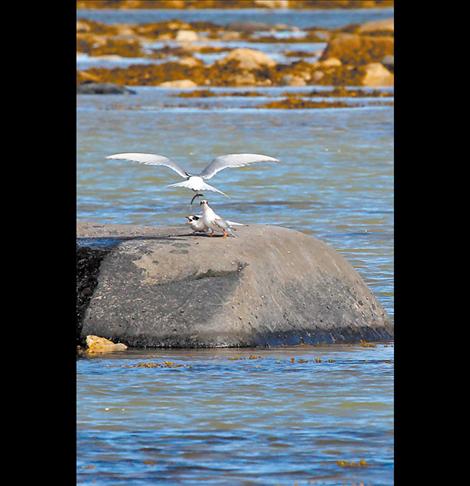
xmin=226 ymin=220 xmax=243 ymax=226
xmin=167 ymin=180 xmax=228 ymax=197
xmin=167 ymin=180 xmax=195 ymax=190
xmin=199 ymin=181 xmax=229 ymax=197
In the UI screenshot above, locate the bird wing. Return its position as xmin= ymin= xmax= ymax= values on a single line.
xmin=214 ymin=218 xmax=236 ymax=236
xmin=106 ymin=153 xmax=188 ymax=179
xmin=198 ymin=153 xmax=280 ymax=180
xmin=214 ymin=218 xmax=230 ymax=230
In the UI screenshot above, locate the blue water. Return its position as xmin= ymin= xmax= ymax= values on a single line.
xmin=77 ymin=7 xmax=393 ymax=30
xmin=77 ymin=343 xmax=393 ymax=485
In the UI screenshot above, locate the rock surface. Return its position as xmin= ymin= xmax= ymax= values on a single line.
xmin=77 ymin=82 xmax=136 ymax=95
xmin=175 ymin=29 xmax=199 ymax=42
xmin=358 ymin=18 xmax=394 ymax=34
xmin=360 ymin=62 xmax=394 ymax=86
xmin=218 ymin=48 xmax=276 ymax=70
xmin=77 ymin=222 xmax=393 ymax=348
xmin=85 ymin=335 xmax=128 ymax=354
xmin=320 ymin=33 xmax=393 ymax=65
xmin=159 ymin=79 xmax=197 ymax=88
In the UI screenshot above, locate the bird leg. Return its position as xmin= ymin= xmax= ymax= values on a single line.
xmin=223 ymin=230 xmax=228 ymax=238
xmin=190 ymin=193 xmax=204 ymax=205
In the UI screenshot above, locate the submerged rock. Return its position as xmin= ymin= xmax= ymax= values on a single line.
xmin=77 ymin=82 xmax=136 ymax=95
xmin=77 ymin=222 xmax=393 ymax=348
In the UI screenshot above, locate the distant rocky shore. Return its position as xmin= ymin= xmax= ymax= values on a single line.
xmin=77 ymin=16 xmax=394 ymax=89
xmin=77 ymin=1 xmax=393 ymax=11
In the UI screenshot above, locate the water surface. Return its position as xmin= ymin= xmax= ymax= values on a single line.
xmin=77 ymin=7 xmax=393 ymax=30
xmin=78 ymin=343 xmax=393 ymax=485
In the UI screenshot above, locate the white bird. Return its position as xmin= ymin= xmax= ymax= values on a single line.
xmin=185 ymin=214 xmax=207 ymax=233
xmin=185 ymin=214 xmax=243 ymax=234
xmin=199 ymin=200 xmax=236 ymax=238
xmin=106 ymin=152 xmax=280 ymax=204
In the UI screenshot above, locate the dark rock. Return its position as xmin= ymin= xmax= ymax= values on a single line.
xmin=77 ymin=222 xmax=393 ymax=348
xmin=76 ymin=82 xmax=136 ymax=95
xmin=76 ymin=245 xmax=111 ymax=344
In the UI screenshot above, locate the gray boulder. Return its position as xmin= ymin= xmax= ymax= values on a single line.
xmin=77 ymin=222 xmax=393 ymax=348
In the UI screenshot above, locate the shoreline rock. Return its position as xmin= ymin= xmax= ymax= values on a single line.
xmin=77 ymin=222 xmax=393 ymax=348
xmin=76 ymin=15 xmax=394 ymax=88
xmin=77 ymin=82 xmax=136 ymax=94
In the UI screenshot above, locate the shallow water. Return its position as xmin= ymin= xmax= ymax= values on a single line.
xmin=76 ymin=39 xmax=327 ymax=70
xmin=77 ymin=7 xmax=393 ymax=30
xmin=77 ymin=343 xmax=393 ymax=485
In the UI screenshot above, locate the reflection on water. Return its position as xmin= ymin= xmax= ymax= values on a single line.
xmin=77 ymin=344 xmax=393 ymax=485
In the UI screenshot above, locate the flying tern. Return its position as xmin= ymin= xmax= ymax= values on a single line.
xmin=106 ymin=152 xmax=280 ymax=204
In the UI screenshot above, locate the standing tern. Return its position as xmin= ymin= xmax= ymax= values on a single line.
xmin=199 ymin=199 xmax=236 ymax=238
xmin=106 ymin=152 xmax=280 ymax=204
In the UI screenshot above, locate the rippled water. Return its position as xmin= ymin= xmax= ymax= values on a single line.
xmin=77 ymin=7 xmax=394 ymax=484
xmin=77 ymin=7 xmax=393 ymax=30
xmin=77 ymin=343 xmax=393 ymax=485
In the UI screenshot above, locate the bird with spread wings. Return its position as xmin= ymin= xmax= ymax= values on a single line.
xmin=106 ymin=153 xmax=280 ymax=204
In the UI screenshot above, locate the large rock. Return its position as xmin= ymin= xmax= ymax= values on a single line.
xmin=159 ymin=79 xmax=197 ymax=88
xmin=317 ymin=57 xmax=342 ymax=68
xmin=218 ymin=48 xmax=276 ymax=71
xmin=77 ymin=222 xmax=393 ymax=348
xmin=358 ymin=18 xmax=394 ymax=34
xmin=361 ymin=62 xmax=394 ymax=86
xmin=228 ymin=72 xmax=257 ymax=86
xmin=321 ymin=33 xmax=393 ymax=65
xmin=175 ymin=30 xmax=198 ymax=43
xmin=254 ymin=0 xmax=289 ymax=7
xmin=280 ymin=74 xmax=306 ymax=86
